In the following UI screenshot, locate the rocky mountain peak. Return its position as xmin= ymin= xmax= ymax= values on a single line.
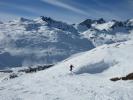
xmin=79 ymin=18 xmax=106 ymax=28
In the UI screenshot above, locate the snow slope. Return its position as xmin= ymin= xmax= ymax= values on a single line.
xmin=78 ymin=19 xmax=133 ymax=47
xmin=0 ymin=40 xmax=133 ymax=100
xmin=92 ymin=21 xmax=115 ymax=31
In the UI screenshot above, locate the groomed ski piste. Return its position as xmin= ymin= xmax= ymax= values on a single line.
xmin=0 ymin=40 xmax=133 ymax=100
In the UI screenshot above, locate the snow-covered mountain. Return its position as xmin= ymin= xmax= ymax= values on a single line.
xmin=0 ymin=17 xmax=133 ymax=69
xmin=0 ymin=16 xmax=133 ymax=100
xmin=76 ymin=18 xmax=133 ymax=46
xmin=0 ymin=17 xmax=94 ymax=69
xmin=0 ymin=40 xmax=133 ymax=100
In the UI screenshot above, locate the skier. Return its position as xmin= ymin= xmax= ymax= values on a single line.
xmin=70 ymin=64 xmax=74 ymax=72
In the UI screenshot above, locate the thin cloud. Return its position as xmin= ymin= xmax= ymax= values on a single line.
xmin=41 ymin=0 xmax=89 ymax=16
xmin=127 ymin=0 xmax=133 ymax=8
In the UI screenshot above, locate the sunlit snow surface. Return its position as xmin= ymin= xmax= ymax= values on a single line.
xmin=0 ymin=17 xmax=133 ymax=100
xmin=0 ymin=40 xmax=133 ymax=100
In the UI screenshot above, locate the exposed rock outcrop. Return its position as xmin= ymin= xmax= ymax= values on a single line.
xmin=110 ymin=72 xmax=133 ymax=81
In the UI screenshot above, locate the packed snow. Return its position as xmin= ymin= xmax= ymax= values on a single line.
xmin=0 ymin=40 xmax=133 ymax=100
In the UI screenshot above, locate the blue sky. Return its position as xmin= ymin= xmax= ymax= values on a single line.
xmin=0 ymin=0 xmax=133 ymax=23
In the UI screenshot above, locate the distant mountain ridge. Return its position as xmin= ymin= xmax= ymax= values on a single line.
xmin=0 ymin=16 xmax=94 ymax=68
xmin=76 ymin=18 xmax=133 ymax=46
xmin=0 ymin=16 xmax=133 ymax=68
